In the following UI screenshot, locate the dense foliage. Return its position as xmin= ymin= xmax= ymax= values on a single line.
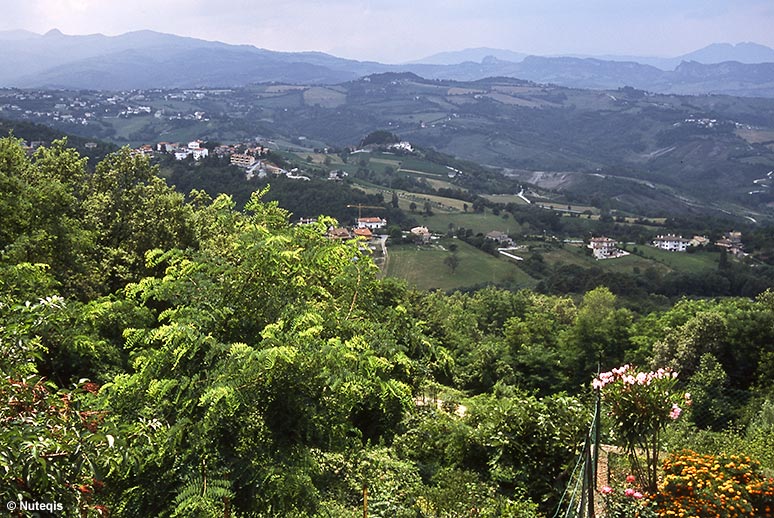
xmin=2 ymin=137 xmax=773 ymax=516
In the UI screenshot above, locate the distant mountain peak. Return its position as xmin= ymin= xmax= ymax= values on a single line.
xmin=680 ymin=42 xmax=774 ymax=64
xmin=44 ymin=28 xmax=65 ymax=37
xmin=411 ymin=47 xmax=528 ymax=65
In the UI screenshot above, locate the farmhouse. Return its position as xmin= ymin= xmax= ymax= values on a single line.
xmin=485 ymin=230 xmax=514 ymax=247
xmin=716 ymin=231 xmax=744 ymax=256
xmin=410 ymin=226 xmax=432 ymax=243
xmin=589 ymin=236 xmax=621 ymax=260
xmin=357 ymin=217 xmax=387 ymax=230
xmin=353 ymin=227 xmax=373 ymax=239
xmin=327 ymin=227 xmax=352 ymax=241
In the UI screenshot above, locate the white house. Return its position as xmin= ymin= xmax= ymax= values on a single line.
xmin=192 ymin=147 xmax=209 ymax=160
xmin=589 ymin=237 xmax=619 ymax=260
xmin=389 ymin=141 xmax=413 ymax=152
xmin=652 ymin=234 xmax=690 ymax=252
xmin=357 ymin=217 xmax=387 ymax=230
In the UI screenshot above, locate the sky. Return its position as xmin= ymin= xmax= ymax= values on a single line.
xmin=2 ymin=0 xmax=774 ymax=63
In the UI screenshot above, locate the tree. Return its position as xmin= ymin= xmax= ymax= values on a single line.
xmin=0 ymin=138 xmax=99 ymax=298
xmin=391 ymin=190 xmax=399 ymax=208
xmin=361 ymin=130 xmax=399 ymax=147
xmin=90 ymin=190 xmax=417 ymax=516
xmin=82 ymin=147 xmax=194 ymax=293
xmin=444 ymin=254 xmax=460 ymax=274
xmin=387 ymin=225 xmax=403 ymax=242
xmin=409 ymin=201 xmax=417 ymax=213
xmin=0 ymin=136 xmax=34 ymax=252
xmin=686 ymin=353 xmax=734 ymax=430
xmin=651 ymin=311 xmax=727 ymax=377
xmin=561 ymin=286 xmax=632 ymax=385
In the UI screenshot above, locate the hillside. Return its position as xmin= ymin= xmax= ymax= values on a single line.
xmin=3 ymin=74 xmax=774 ymax=219
xmin=238 ymin=74 xmax=774 ymax=219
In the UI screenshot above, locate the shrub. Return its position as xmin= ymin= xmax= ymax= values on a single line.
xmin=594 ymin=365 xmax=689 ymax=492
xmin=599 ymin=475 xmax=656 ymax=518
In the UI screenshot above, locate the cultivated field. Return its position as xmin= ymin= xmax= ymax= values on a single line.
xmin=385 ymin=239 xmax=536 ymax=291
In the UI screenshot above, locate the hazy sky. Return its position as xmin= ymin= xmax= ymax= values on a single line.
xmin=3 ymin=0 xmax=774 ymax=63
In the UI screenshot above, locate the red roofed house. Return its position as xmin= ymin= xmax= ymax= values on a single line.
xmin=357 ymin=217 xmax=387 ymax=230
xmin=353 ymin=227 xmax=373 ymax=239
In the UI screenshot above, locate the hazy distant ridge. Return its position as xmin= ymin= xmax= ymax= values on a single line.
xmin=2 ymin=30 xmax=774 ymax=96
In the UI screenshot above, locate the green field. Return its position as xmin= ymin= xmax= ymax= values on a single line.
xmin=352 ymin=182 xmax=470 ymax=213
xmin=621 ymin=245 xmax=720 ymax=272
xmin=420 ymin=211 xmax=522 ymax=235
xmin=423 ymin=178 xmax=465 ymax=191
xmin=482 ymin=194 xmax=530 ymax=205
xmin=517 ymin=241 xmax=720 ymax=276
xmin=364 ymin=152 xmax=454 ymax=177
xmin=385 ymin=239 xmax=536 ymax=291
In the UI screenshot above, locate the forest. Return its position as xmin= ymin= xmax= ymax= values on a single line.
xmin=1 ymin=136 xmax=773 ymax=517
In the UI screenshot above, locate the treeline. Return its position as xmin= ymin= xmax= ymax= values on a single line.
xmin=2 ymin=138 xmax=773 ymax=517
xmin=0 ymin=118 xmax=117 ymax=163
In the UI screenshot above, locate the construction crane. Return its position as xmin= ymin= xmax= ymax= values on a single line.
xmin=346 ymin=204 xmax=385 ymax=220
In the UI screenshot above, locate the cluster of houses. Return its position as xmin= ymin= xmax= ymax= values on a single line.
xmin=714 ymin=231 xmax=744 ymax=256
xmin=131 ymin=139 xmax=320 ymax=182
xmin=132 ymin=140 xmax=272 ymax=163
xmin=588 ymin=232 xmax=744 ymax=260
xmin=324 ymin=217 xmax=388 ymax=242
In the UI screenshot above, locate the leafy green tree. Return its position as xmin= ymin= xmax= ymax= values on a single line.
xmin=0 ymin=136 xmax=33 ymax=250
xmin=561 ymin=286 xmax=632 ymax=385
xmin=465 ymin=391 xmax=588 ymax=513
xmin=82 ymin=148 xmax=195 ymax=294
xmin=651 ymin=311 xmax=727 ymax=377
xmin=94 ymin=191 xmax=416 ymax=516
xmin=686 ymin=353 xmax=735 ymax=430
xmin=444 ymin=253 xmax=460 ymax=273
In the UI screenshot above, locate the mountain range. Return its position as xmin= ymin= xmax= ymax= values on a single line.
xmin=416 ymin=42 xmax=774 ymax=70
xmin=2 ymin=29 xmax=774 ymax=97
